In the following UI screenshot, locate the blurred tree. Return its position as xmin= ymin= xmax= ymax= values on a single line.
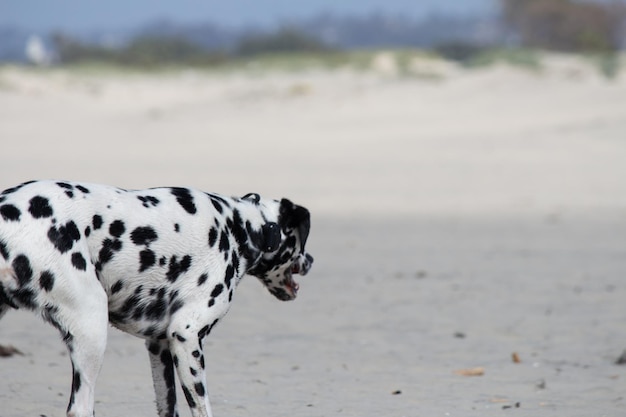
xmin=236 ymin=28 xmax=331 ymax=56
xmin=501 ymin=0 xmax=626 ymax=52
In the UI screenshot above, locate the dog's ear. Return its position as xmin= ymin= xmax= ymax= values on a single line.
xmin=242 ymin=193 xmax=261 ymax=204
xmin=279 ymin=199 xmax=311 ymax=252
xmin=262 ymin=222 xmax=281 ymax=252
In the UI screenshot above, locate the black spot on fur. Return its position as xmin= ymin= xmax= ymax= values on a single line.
xmin=56 ymin=182 xmax=73 ymax=190
xmin=71 ymin=370 xmax=81 ymax=394
xmin=139 ymin=249 xmax=156 ymax=272
xmin=197 ymin=273 xmax=208 ymax=286
xmin=92 ymin=215 xmax=103 ymax=230
xmin=166 ymin=255 xmax=192 ymax=282
xmin=138 ymin=195 xmax=160 ymax=208
xmin=12 ymin=255 xmax=33 ymax=286
xmin=84 ymin=226 xmax=91 ymax=237
xmin=96 ymin=238 xmax=122 ymax=269
xmin=109 ymin=220 xmax=126 ymax=238
xmin=111 ymin=280 xmax=123 ymax=294
xmin=170 ymin=299 xmax=183 ymax=314
xmin=131 ymin=226 xmax=158 ymax=246
xmin=224 ymin=265 xmax=235 ymax=289
xmin=145 ymin=297 xmax=167 ymax=321
xmin=0 ymin=204 xmax=21 ymax=221
xmin=194 ymin=382 xmax=205 ymax=397
xmin=211 ymin=283 xmax=224 ymax=298
xmin=48 ymin=221 xmax=80 ymax=253
xmin=0 ymin=239 xmax=9 ymax=260
xmin=39 ymin=271 xmax=55 ymax=291
xmin=170 ymin=188 xmax=197 ymax=215
xmin=160 ymin=349 xmax=177 ymax=417
xmin=71 ymin=253 xmax=87 ymax=271
xmin=219 ymin=231 xmax=230 ymax=253
xmin=182 ymin=385 xmax=197 ymax=408
xmin=159 ymin=256 xmax=167 ymax=266
xmin=28 ymin=196 xmax=53 ymax=218
xmin=147 ymin=342 xmax=161 ymax=356
xmin=76 ymin=185 xmax=90 ymax=194
xmin=208 ymin=227 xmax=218 ymax=247
xmin=13 ymin=288 xmax=37 ymax=309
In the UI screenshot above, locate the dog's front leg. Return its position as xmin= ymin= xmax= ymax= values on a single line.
xmin=168 ymin=310 xmax=220 ymax=417
xmin=146 ymin=340 xmax=179 ymax=417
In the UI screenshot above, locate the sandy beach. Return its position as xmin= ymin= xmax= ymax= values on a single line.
xmin=1 ymin=53 xmax=625 ymax=416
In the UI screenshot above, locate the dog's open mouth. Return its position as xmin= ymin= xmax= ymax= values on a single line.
xmin=285 ymin=265 xmax=301 ymax=296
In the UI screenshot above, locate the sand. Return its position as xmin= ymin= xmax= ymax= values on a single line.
xmin=0 ymin=54 xmax=625 ymax=416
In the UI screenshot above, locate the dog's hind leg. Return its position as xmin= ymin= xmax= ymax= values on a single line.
xmin=146 ymin=339 xmax=179 ymax=417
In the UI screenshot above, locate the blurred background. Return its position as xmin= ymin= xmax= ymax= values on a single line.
xmin=1 ymin=1 xmax=626 ymax=416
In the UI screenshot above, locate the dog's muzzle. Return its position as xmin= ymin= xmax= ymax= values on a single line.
xmin=291 ymin=253 xmax=314 ymax=276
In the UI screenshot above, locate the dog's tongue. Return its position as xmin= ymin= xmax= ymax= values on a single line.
xmin=287 ymin=275 xmax=299 ymax=294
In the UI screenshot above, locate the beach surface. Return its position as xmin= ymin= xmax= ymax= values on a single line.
xmin=1 ymin=54 xmax=626 ymax=416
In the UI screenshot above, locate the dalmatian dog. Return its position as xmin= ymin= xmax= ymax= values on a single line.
xmin=0 ymin=180 xmax=313 ymax=417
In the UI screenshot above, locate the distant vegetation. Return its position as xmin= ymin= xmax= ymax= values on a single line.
xmin=500 ymin=0 xmax=625 ymax=53
xmin=36 ymin=1 xmax=624 ymax=71
xmin=51 ymin=28 xmax=333 ymax=68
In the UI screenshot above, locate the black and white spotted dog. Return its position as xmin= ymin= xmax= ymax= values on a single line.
xmin=0 ymin=180 xmax=313 ymax=417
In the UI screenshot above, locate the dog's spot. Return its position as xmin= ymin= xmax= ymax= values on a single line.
xmin=111 ymin=280 xmax=123 ymax=294
xmin=131 ymin=226 xmax=158 ymax=246
xmin=84 ymin=226 xmax=91 ymax=237
xmin=56 ymin=182 xmax=75 ymax=199
xmin=48 ymin=221 xmax=80 ymax=253
xmin=182 ymin=385 xmax=197 ymax=408
xmin=190 ymin=367 xmax=198 ymax=377
xmin=159 ymin=348 xmax=177 ymax=416
xmin=219 ymin=231 xmax=230 ymax=253
xmin=96 ymin=238 xmax=122 ymax=269
xmin=208 ymin=227 xmax=218 ymax=247
xmin=147 ymin=342 xmax=161 ymax=356
xmin=174 ymin=223 xmax=180 ymax=233
xmin=197 ymin=273 xmax=208 ymax=286
xmin=224 ymin=265 xmax=235 ymax=289
xmin=139 ymin=249 xmax=156 ymax=272
xmin=71 ymin=252 xmax=87 ymax=271
xmin=145 ymin=297 xmax=167 ymax=321
xmin=0 ymin=204 xmax=21 ymax=222
xmin=109 ymin=220 xmax=126 ymax=238
xmin=0 ymin=239 xmax=9 ymax=260
xmin=76 ymin=185 xmax=90 ymax=194
xmin=92 ymin=215 xmax=103 ymax=230
xmin=56 ymin=182 xmax=73 ymax=191
xmin=12 ymin=288 xmax=37 ymax=309
xmin=166 ymin=255 xmax=192 ymax=283
xmin=137 ymin=195 xmax=160 ymax=208
xmin=173 ymin=333 xmax=187 ymax=343
xmin=170 ymin=188 xmax=197 ymax=215
xmin=170 ymin=299 xmax=183 ymax=314
xmin=28 ymin=196 xmax=53 ymax=219
xmin=194 ymin=382 xmax=205 ymax=397
xmin=71 ymin=370 xmax=81 ymax=394
xmin=159 ymin=256 xmax=167 ymax=266
xmin=12 ymin=254 xmax=33 ymax=286
xmin=211 ymin=283 xmax=224 ymax=298
xmin=208 ymin=299 xmax=215 ymax=307
xmin=39 ymin=270 xmax=55 ymax=292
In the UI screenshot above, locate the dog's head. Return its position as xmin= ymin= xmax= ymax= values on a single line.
xmin=246 ymin=196 xmax=313 ymax=301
